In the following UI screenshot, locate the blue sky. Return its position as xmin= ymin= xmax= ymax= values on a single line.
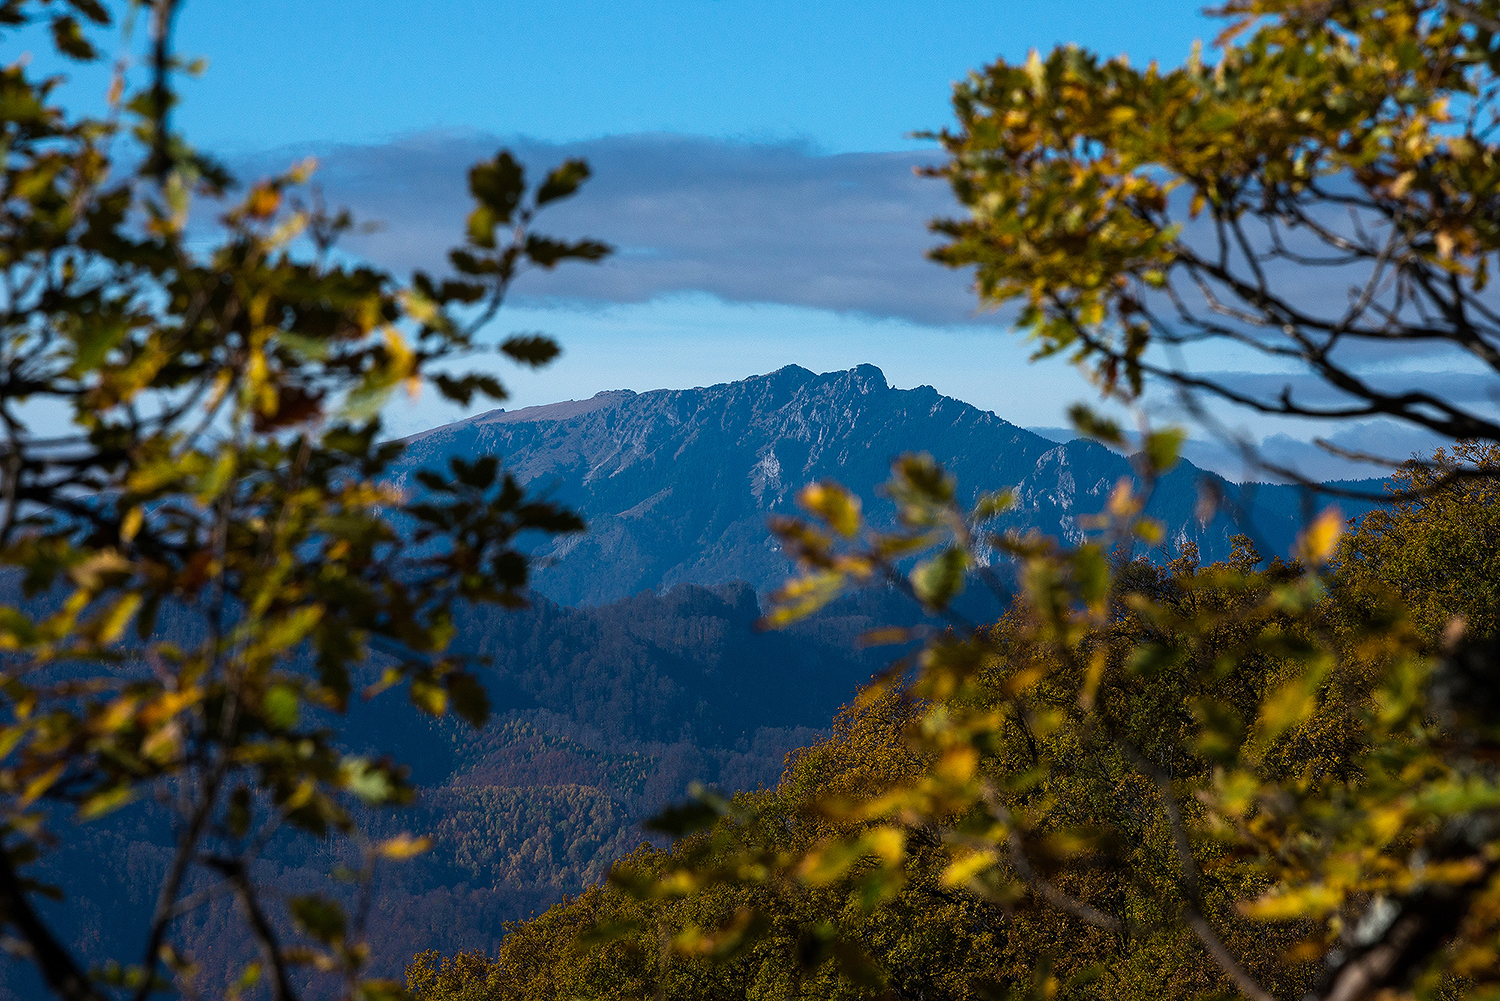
xmin=14 ymin=2 xmax=1461 ymax=478
xmin=167 ymin=2 xmax=1222 ymax=154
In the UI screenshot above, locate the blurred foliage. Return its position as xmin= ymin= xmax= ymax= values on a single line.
xmin=0 ymin=2 xmax=608 ymax=999
xmin=929 ymin=0 xmax=1500 ymax=452
xmin=413 ymin=442 xmax=1500 ymax=1001
xmin=405 ymin=2 xmax=1500 ymax=997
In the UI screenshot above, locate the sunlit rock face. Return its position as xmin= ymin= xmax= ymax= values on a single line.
xmin=396 ymin=364 xmax=1379 ymax=606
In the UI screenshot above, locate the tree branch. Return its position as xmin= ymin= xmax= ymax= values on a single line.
xmin=0 ymin=846 xmax=107 ymax=1001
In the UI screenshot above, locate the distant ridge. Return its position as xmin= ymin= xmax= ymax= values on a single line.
xmin=396 ymin=365 xmax=1381 ymax=606
xmin=404 ymin=390 xmax=639 ymax=437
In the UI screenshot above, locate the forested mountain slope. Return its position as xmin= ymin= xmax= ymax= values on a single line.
xmin=4 ymin=584 xmax=902 ymax=995
xmin=1 ymin=370 xmax=1389 ymax=997
xmin=397 ymin=365 xmax=1380 ymax=605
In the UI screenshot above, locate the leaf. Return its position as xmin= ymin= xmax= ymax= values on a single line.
xmin=445 ymin=671 xmax=489 ymax=728
xmin=535 ymin=158 xmax=591 ymax=205
xmin=357 ymin=981 xmax=413 ymax=1001
xmin=523 ymin=235 xmax=610 ymax=268
xmin=1142 ymin=427 xmax=1186 ymax=474
xmin=1066 ymin=403 xmax=1124 ymax=447
xmin=1296 ymin=506 xmax=1344 ymax=566
xmin=92 ymin=592 xmax=143 ymax=645
xmin=341 ymin=757 xmax=401 ymax=806
xmin=972 ymin=490 xmax=1014 ymax=520
xmin=911 ymin=547 xmax=967 ymax=609
xmin=67 ymin=0 xmax=111 ymax=25
xmin=468 ymin=152 xmax=525 ymax=228
xmin=500 ymin=333 xmax=561 ymax=368
xmin=21 ymin=762 xmax=65 ymax=805
xmin=1255 ymin=659 xmax=1330 ymax=744
xmin=942 ymin=848 xmax=999 ymax=888
xmin=374 ymin=833 xmax=432 ymax=860
xmin=1072 ymin=543 xmax=1109 ymax=605
xmin=290 ymin=895 xmax=346 ymax=945
xmin=51 ymin=15 xmax=96 ymax=60
xmin=78 ymin=783 xmax=136 ymax=821
xmin=258 ymin=605 xmax=323 ymax=657
xmin=409 ymin=675 xmax=447 ymax=716
xmin=645 ymin=788 xmax=731 ymax=837
xmin=798 ymin=482 xmax=862 ymax=538
xmin=465 ymin=208 xmax=498 ymax=250
xmin=261 ymin=684 xmax=299 ymax=731
xmin=433 ymin=373 xmax=507 ymax=406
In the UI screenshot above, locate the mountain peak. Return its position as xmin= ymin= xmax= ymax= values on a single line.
xmin=847 ymin=363 xmax=888 ymax=391
xmin=393 ymin=365 xmax=1373 ymax=605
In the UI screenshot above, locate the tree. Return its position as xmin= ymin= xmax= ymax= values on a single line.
xmin=929 ymin=0 xmax=1500 ymax=477
xmin=565 ymin=4 xmax=1500 ymax=1000
xmin=1336 ymin=441 xmax=1500 ymax=642
xmin=0 ymin=2 xmax=607 ymax=998
xmin=409 ymin=533 xmax=1476 ymax=1001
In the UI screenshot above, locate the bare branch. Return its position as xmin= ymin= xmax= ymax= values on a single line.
xmin=0 ymin=847 xmax=107 ymax=1001
xmin=976 ymin=783 xmax=1122 ymax=935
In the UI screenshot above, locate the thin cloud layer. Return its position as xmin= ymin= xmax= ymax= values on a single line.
xmin=232 ymin=132 xmax=1496 ymax=442
xmin=240 ymin=132 xmax=988 ymax=327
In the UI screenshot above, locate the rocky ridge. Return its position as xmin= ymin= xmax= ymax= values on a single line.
xmin=398 ymin=365 xmax=1370 ymax=606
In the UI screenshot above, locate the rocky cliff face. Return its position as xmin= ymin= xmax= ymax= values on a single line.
xmin=396 ymin=365 xmax=1376 ymax=606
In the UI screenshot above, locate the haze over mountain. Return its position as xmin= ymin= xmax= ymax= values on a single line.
xmin=397 ymin=364 xmax=1380 ymax=606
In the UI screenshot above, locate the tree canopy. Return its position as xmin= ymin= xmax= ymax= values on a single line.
xmin=0 ymin=2 xmax=607 ymax=998
xmin=417 ymin=4 xmax=1500 ymax=1000
xmin=406 ymin=468 xmax=1500 ymax=1000
xmin=930 ymin=0 xmax=1500 ymax=470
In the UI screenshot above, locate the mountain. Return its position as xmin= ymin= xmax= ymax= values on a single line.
xmin=396 ymin=364 xmax=1383 ymax=606
xmin=6 ymin=581 xmax=901 ymax=997
xmin=2 ymin=366 xmax=1392 ymax=996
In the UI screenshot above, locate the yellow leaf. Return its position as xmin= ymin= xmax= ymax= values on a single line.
xmin=1240 ymin=883 xmax=1343 ymax=920
xmin=799 ymin=482 xmax=862 ymax=537
xmin=942 ymin=848 xmax=999 ymax=888
xmin=374 ymin=833 xmax=432 ymax=860
xmin=120 ymin=507 xmax=143 ymax=544
xmin=936 ymin=745 xmax=978 ymax=785
xmin=21 ymin=762 xmax=65 ymax=805
xmin=1296 ymin=507 xmax=1344 ymax=566
xmin=862 ymin=825 xmax=906 ymax=864
xmin=78 ymin=783 xmax=136 ymax=821
xmin=93 ymin=593 xmax=143 ymax=646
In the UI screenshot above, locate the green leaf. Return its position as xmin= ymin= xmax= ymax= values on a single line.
xmin=1142 ymin=427 xmax=1186 ymax=474
xmin=468 ymin=152 xmax=525 ymax=227
xmin=1066 ymin=403 xmax=1124 ymax=447
xmin=258 ymin=605 xmax=323 ymax=657
xmin=92 ymin=592 xmax=143 ymax=645
xmin=523 ymin=235 xmax=611 ymax=268
xmin=465 ymin=207 xmax=498 ymax=250
xmin=911 ymin=546 xmax=967 ymax=609
xmin=341 ymin=757 xmax=402 ymax=805
xmin=409 ymin=675 xmax=447 ymax=716
xmin=445 ymin=671 xmax=489 ymax=728
xmin=535 ymin=158 xmax=591 ymax=205
xmin=895 ymin=452 xmax=955 ymax=504
xmin=799 ymin=482 xmax=862 ymax=538
xmin=51 ymin=15 xmax=96 ymax=60
xmin=500 ymin=333 xmax=561 ymax=368
xmin=357 ymin=980 xmax=413 ymax=1001
xmin=67 ymin=0 xmax=111 ymax=25
xmin=262 ymin=684 xmax=299 ymax=731
xmin=1072 ymin=543 xmax=1109 ymax=605
xmin=290 ymin=895 xmax=346 ymax=945
xmin=78 ymin=783 xmax=136 ymax=821
xmin=645 ymin=787 xmax=731 ymax=837
xmin=433 ymin=373 xmax=507 ymax=406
